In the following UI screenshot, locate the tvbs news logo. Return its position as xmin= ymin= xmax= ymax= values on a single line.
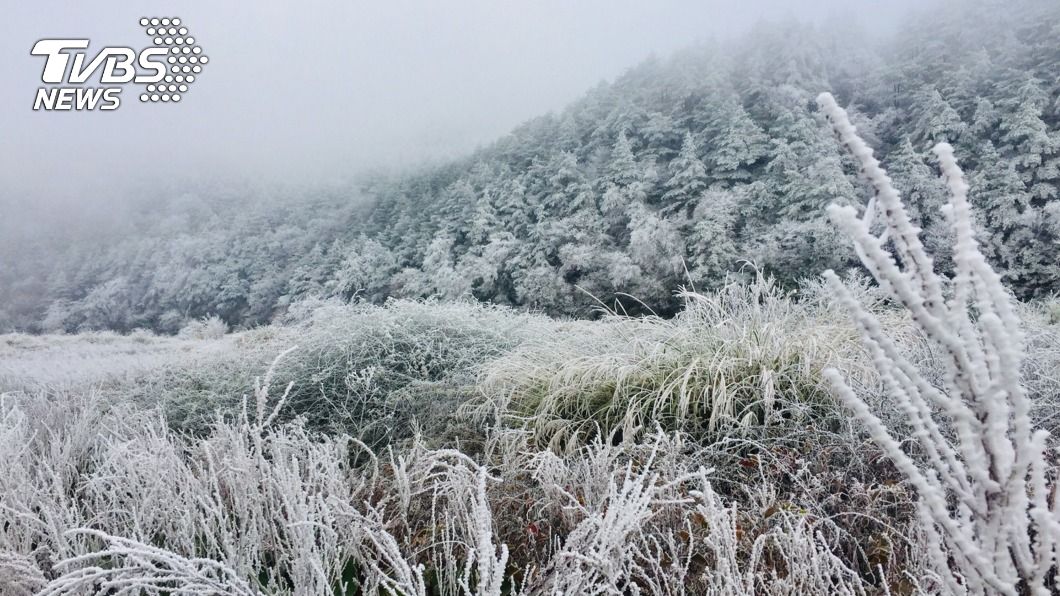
xmin=32 ymin=17 xmax=208 ymax=111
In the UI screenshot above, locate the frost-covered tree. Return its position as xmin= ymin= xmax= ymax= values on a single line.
xmin=915 ymin=88 xmax=967 ymax=146
xmin=998 ymin=78 xmax=1059 ymax=201
xmin=967 ymin=98 xmax=1000 ymax=144
xmin=605 ymin=130 xmax=640 ymax=189
xmin=626 ymin=202 xmax=684 ymax=292
xmin=331 ymin=236 xmax=399 ymax=302
xmin=708 ymin=99 xmax=770 ymax=184
xmin=763 ymin=103 xmax=855 ymax=221
xmin=641 ymin=111 xmax=680 ymax=159
xmin=542 ymin=152 xmax=595 ymax=218
xmin=885 ymin=138 xmax=953 ymax=269
xmin=687 ymin=189 xmax=739 ymax=284
xmin=662 ymin=132 xmax=708 ymax=216
xmin=968 ymin=142 xmax=1029 ymax=270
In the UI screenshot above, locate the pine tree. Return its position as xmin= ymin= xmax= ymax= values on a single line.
xmin=662 ymin=132 xmax=708 ymax=217
xmin=707 ymin=100 xmax=770 ymax=184
xmin=687 ymin=189 xmax=739 ymax=285
xmin=763 ymin=104 xmax=856 ymax=221
xmin=965 ymin=98 xmax=1000 ymax=153
xmin=468 ymin=188 xmax=501 ymax=246
xmin=626 ymin=202 xmax=684 ymax=283
xmin=999 ymin=77 xmax=1058 ymax=200
xmin=606 ymin=130 xmax=639 ymax=189
xmin=969 ymin=141 xmax=1029 ymax=269
xmin=543 ymin=152 xmax=595 ymax=217
xmin=641 ymin=111 xmax=680 ymax=160
xmin=915 ymin=88 xmax=967 ymax=146
xmin=885 ymin=138 xmax=952 ymax=270
xmin=556 ymin=113 xmax=581 ymax=153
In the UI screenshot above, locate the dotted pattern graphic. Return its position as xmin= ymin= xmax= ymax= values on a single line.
xmin=137 ymin=17 xmax=207 ymax=103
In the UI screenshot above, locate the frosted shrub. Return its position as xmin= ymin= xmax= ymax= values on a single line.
xmin=818 ymin=92 xmax=1060 ymax=595
xmin=537 ymin=444 xmax=697 ymax=593
xmin=178 ymin=315 xmax=228 ymax=340
xmin=1 ymin=380 xmax=894 ymax=594
xmin=478 ymin=273 xmax=875 ymax=449
xmin=0 ymin=552 xmax=47 ymax=596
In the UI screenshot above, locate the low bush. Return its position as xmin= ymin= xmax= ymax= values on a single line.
xmin=478 ymin=273 xmax=879 ymax=450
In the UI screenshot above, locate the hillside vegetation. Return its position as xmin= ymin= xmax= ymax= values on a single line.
xmin=3 ymin=0 xmax=1060 ymax=333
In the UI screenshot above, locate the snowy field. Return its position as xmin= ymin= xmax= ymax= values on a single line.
xmin=0 ymin=331 xmax=234 ymax=393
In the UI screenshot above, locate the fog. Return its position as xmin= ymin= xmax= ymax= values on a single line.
xmin=0 ymin=0 xmax=925 ymax=221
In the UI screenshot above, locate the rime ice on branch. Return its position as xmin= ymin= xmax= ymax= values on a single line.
xmin=817 ymin=91 xmax=1060 ymax=596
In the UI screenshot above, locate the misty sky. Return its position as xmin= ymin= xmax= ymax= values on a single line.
xmin=0 ymin=0 xmax=926 ymax=217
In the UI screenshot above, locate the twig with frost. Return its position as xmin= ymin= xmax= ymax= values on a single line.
xmin=38 ymin=529 xmax=258 ymax=595
xmin=345 ymin=507 xmax=428 ymax=596
xmin=458 ymin=467 xmax=509 ymax=596
xmin=240 ymin=346 xmax=298 ymax=434
xmin=539 ymin=439 xmax=700 ymax=594
xmin=0 ymin=551 xmax=47 ymax=596
xmin=817 ymin=91 xmax=1060 ymax=595
xmin=691 ymin=479 xmax=868 ymax=596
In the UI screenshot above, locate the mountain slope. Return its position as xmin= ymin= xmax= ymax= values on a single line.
xmin=4 ymin=0 xmax=1060 ymax=333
